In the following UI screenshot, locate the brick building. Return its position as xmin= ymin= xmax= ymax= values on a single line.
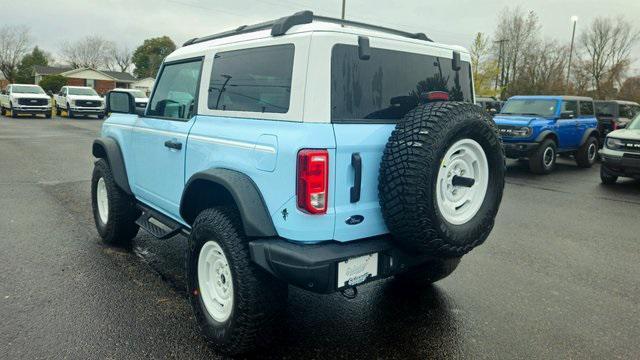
xmin=33 ymin=66 xmax=136 ymax=94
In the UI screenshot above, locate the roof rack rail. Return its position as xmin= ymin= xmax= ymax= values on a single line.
xmin=182 ymin=10 xmax=432 ymax=47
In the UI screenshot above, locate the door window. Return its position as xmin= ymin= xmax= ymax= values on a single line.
xmin=561 ymin=101 xmax=578 ymax=117
xmin=208 ymin=44 xmax=294 ymax=114
xmin=148 ymin=59 xmax=203 ymax=120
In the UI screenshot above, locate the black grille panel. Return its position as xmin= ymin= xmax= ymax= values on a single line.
xmin=621 ymin=139 xmax=640 ymax=153
xmin=18 ymin=98 xmax=48 ymax=106
xmin=76 ymin=100 xmax=102 ymax=107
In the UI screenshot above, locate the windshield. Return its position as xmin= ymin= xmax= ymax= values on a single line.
xmin=595 ymin=102 xmax=615 ymax=117
xmin=12 ymin=85 xmax=46 ymax=94
xmin=629 ymin=113 xmax=640 ymax=130
xmin=127 ymin=90 xmax=147 ymax=98
xmin=500 ymin=99 xmax=557 ymax=117
xmin=68 ymin=88 xmax=98 ymax=96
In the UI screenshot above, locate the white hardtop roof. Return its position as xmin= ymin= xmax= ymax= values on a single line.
xmin=167 ymin=20 xmax=469 ymax=62
xmin=66 ymin=86 xmax=94 ymax=89
xmin=12 ymin=83 xmax=42 ymax=87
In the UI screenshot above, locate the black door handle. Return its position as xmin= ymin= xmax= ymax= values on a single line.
xmin=350 ymin=153 xmax=362 ymax=203
xmin=164 ymin=140 xmax=182 ymax=150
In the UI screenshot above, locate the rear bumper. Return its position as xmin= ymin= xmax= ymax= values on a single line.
xmin=503 ymin=141 xmax=539 ymax=158
xmin=249 ymin=236 xmax=445 ymax=294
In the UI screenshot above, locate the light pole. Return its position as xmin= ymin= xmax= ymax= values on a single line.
xmin=341 ymin=0 xmax=346 ymax=20
xmin=567 ymin=16 xmax=578 ymax=90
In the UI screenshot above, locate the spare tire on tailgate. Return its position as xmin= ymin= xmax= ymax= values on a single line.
xmin=379 ymin=101 xmax=505 ymax=257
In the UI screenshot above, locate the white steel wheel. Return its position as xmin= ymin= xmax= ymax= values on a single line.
xmin=96 ymin=177 xmax=109 ymax=225
xmin=588 ymin=142 xmax=597 ymax=162
xmin=198 ymin=241 xmax=234 ymax=322
xmin=543 ymin=146 xmax=555 ymax=168
xmin=436 ymin=138 xmax=489 ymax=225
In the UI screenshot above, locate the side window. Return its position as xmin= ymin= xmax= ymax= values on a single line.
xmin=579 ymin=101 xmax=594 ymax=116
xmin=208 ymin=44 xmax=294 ymax=114
xmin=561 ymin=100 xmax=578 ymax=116
xmin=619 ymin=104 xmax=631 ymax=118
xmin=147 ymin=58 xmax=203 ymax=120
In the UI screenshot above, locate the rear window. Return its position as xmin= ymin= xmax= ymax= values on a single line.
xmin=579 ymin=101 xmax=594 ymax=116
xmin=331 ymin=45 xmax=473 ymax=123
xmin=595 ymin=102 xmax=615 ymax=117
xmin=208 ymin=44 xmax=294 ymax=114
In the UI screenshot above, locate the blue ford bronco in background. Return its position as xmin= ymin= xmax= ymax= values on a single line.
xmin=90 ymin=11 xmax=505 ymax=355
xmin=494 ymin=95 xmax=600 ymax=174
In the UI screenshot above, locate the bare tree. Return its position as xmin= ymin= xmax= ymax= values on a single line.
xmin=60 ymin=36 xmax=114 ymax=69
xmin=108 ymin=45 xmax=133 ymax=73
xmin=493 ymin=7 xmax=540 ymax=96
xmin=0 ymin=25 xmax=31 ymax=83
xmin=579 ymin=17 xmax=640 ymax=98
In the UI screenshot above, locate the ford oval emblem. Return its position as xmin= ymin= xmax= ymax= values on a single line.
xmin=345 ymin=215 xmax=364 ymax=225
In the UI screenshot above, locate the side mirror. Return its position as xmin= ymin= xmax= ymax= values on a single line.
xmin=358 ymin=36 xmax=370 ymax=60
xmin=106 ymin=91 xmax=136 ymax=114
xmin=560 ymin=111 xmax=575 ymax=119
xmin=452 ymin=51 xmax=461 ymax=71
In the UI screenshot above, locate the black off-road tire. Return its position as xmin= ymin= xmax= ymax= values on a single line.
xmin=55 ymin=107 xmax=61 ymax=116
xmin=91 ymin=158 xmax=140 ymax=246
xmin=529 ymin=139 xmax=557 ymax=174
xmin=0 ymin=106 xmax=5 ymax=116
xmin=379 ymin=102 xmax=505 ymax=257
xmin=67 ymin=104 xmax=74 ymax=118
xmin=600 ymin=165 xmax=618 ymax=185
xmin=187 ymin=207 xmax=287 ymax=356
xmin=10 ymin=103 xmax=18 ymax=118
xmin=394 ymin=257 xmax=461 ymax=286
xmin=575 ymin=136 xmax=598 ymax=168
xmin=45 ymin=112 xmax=51 ymax=119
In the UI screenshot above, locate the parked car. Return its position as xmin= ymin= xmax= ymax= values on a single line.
xmin=0 ymin=84 xmax=52 ymax=118
xmin=54 ymin=86 xmax=105 ymax=119
xmin=595 ymin=100 xmax=640 ymax=142
xmin=494 ymin=95 xmax=600 ymax=174
xmin=111 ymin=88 xmax=149 ymax=110
xmin=90 ymin=11 xmax=505 ymax=355
xmin=599 ymin=112 xmax=640 ymax=183
xmin=476 ymin=96 xmax=502 ymax=115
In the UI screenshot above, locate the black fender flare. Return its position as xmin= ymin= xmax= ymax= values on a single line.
xmin=535 ymin=130 xmax=557 ymax=143
xmin=580 ymin=128 xmax=600 ymax=146
xmin=92 ymin=137 xmax=132 ymax=194
xmin=180 ymin=169 xmax=277 ymax=237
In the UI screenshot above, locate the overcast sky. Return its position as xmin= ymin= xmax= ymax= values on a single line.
xmin=5 ymin=0 xmax=640 ymax=73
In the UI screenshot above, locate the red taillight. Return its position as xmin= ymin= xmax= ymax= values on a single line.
xmin=297 ymin=149 xmax=328 ymax=214
xmin=422 ymin=91 xmax=450 ymax=102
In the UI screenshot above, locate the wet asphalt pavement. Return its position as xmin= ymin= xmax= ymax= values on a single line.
xmin=1 ymin=116 xmax=639 ymax=359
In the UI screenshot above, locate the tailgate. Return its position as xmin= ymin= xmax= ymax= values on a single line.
xmin=331 ymin=123 xmax=395 ymax=241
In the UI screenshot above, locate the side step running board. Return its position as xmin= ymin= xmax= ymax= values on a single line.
xmin=135 ymin=205 xmax=183 ymax=239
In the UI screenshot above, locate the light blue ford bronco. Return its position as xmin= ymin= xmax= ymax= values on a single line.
xmin=91 ymin=11 xmax=505 ymax=354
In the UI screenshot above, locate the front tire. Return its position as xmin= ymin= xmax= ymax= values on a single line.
xmin=600 ymin=165 xmax=618 ymax=185
xmin=187 ymin=207 xmax=287 ymax=355
xmin=10 ymin=103 xmax=18 ymax=118
xmin=67 ymin=104 xmax=74 ymax=118
xmin=576 ymin=136 xmax=598 ymax=168
xmin=91 ymin=158 xmax=139 ymax=246
xmin=529 ymin=139 xmax=557 ymax=174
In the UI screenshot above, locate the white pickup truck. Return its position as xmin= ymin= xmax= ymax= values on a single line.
xmin=112 ymin=88 xmax=149 ymax=110
xmin=54 ymin=86 xmax=105 ymax=119
xmin=0 ymin=84 xmax=52 ymax=118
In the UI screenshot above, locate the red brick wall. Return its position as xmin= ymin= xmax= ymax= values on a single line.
xmin=66 ymin=78 xmax=84 ymax=86
xmin=95 ymin=80 xmax=115 ymax=95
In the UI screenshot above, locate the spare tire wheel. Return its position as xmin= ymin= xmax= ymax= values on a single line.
xmin=379 ymin=102 xmax=505 ymax=257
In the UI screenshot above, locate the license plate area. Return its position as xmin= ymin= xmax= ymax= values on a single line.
xmin=337 ymin=253 xmax=378 ymax=288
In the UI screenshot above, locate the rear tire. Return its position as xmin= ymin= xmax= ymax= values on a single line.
xmin=187 ymin=207 xmax=287 ymax=355
xmin=529 ymin=139 xmax=556 ymax=174
xmin=576 ymin=136 xmax=598 ymax=168
xmin=91 ymin=158 xmax=140 ymax=247
xmin=394 ymin=257 xmax=461 ymax=286
xmin=600 ymin=165 xmax=618 ymax=185
xmin=0 ymin=106 xmax=5 ymax=116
